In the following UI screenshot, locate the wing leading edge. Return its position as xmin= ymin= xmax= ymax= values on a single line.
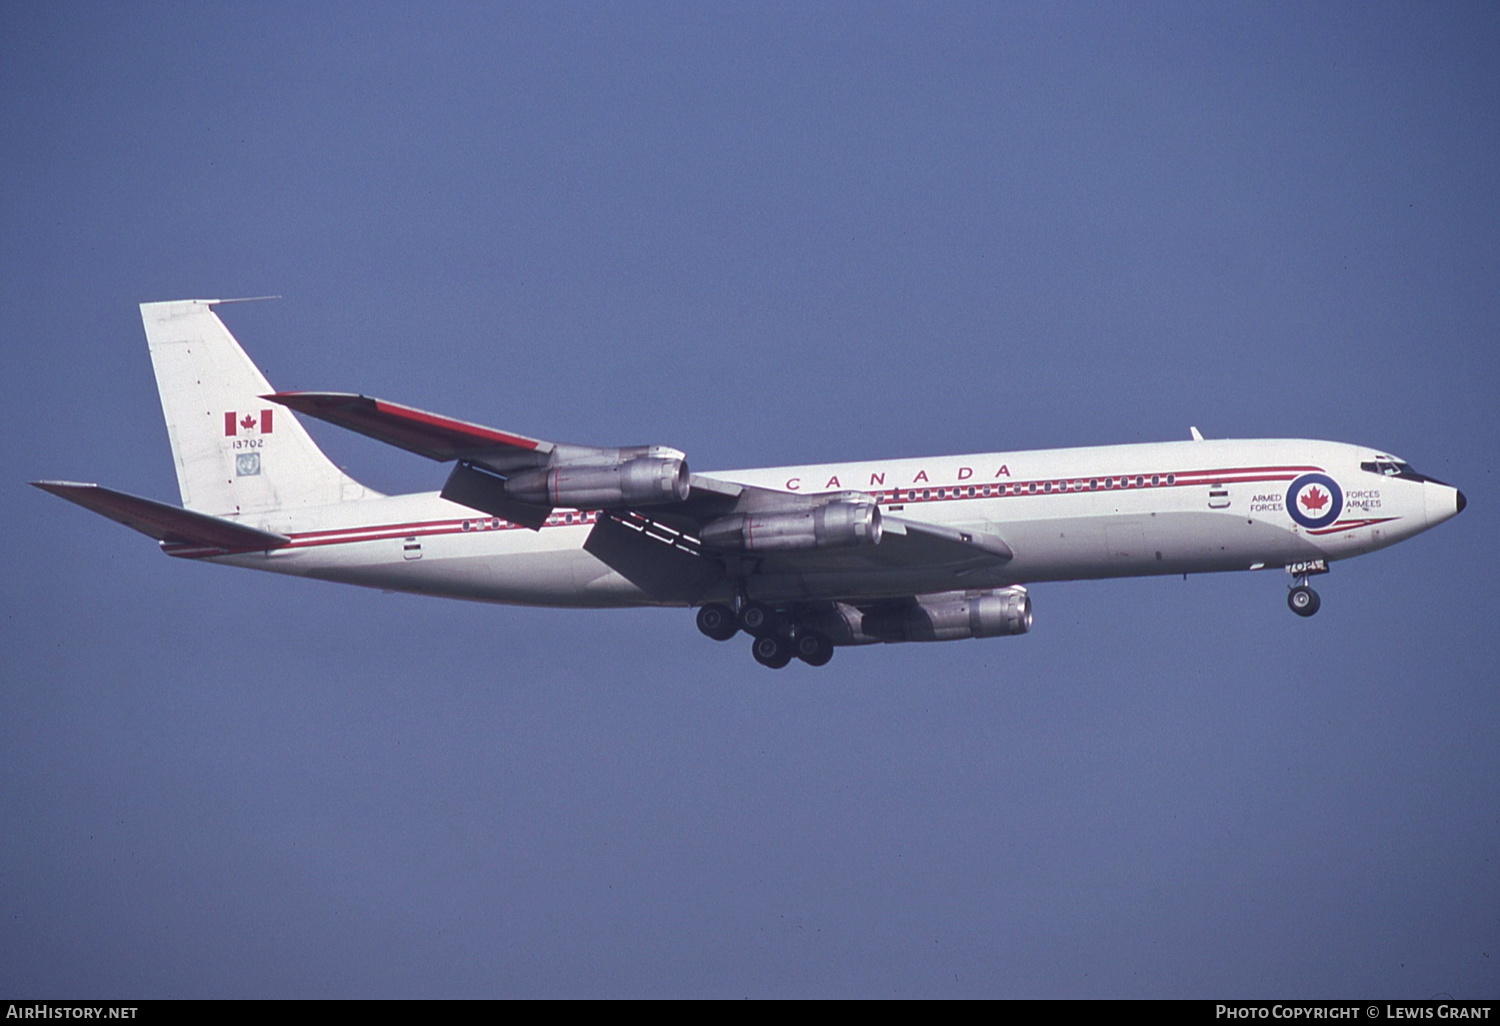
xmin=266 ymin=392 xmax=551 ymax=467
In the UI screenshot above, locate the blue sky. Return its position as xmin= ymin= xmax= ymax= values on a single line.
xmin=2 ymin=2 xmax=1496 ymax=997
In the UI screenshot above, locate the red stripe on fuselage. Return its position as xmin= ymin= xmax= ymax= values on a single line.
xmin=163 ymin=464 xmax=1330 ymax=559
xmin=1306 ymin=517 xmax=1398 ymax=536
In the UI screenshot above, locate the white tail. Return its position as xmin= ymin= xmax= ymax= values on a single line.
xmin=141 ymin=299 xmax=377 ymax=515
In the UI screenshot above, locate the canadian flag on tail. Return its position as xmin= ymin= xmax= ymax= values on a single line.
xmin=224 ymin=409 xmax=274 ymax=436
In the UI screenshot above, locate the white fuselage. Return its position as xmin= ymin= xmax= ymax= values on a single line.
xmin=176 ymin=437 xmax=1461 ymax=608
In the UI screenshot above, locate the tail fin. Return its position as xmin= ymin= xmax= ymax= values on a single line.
xmin=141 ymin=299 xmax=377 ymax=515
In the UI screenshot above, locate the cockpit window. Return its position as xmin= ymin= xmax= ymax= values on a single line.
xmin=1359 ymin=459 xmax=1447 ymax=485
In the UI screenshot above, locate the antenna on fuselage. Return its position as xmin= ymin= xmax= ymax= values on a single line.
xmin=1189 ymin=426 xmax=1205 ymax=441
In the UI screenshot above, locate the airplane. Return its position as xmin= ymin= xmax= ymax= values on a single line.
xmin=33 ymin=299 xmax=1466 ymax=669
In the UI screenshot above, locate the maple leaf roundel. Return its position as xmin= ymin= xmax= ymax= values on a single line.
xmin=1286 ymin=473 xmax=1343 ymax=529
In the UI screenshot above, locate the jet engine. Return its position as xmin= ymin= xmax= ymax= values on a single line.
xmin=700 ymin=500 xmax=882 ymax=552
xmin=503 ymin=456 xmax=690 ymax=509
xmin=859 ymin=587 xmax=1032 ymax=643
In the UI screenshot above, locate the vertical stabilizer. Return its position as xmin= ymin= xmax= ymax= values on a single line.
xmin=141 ymin=299 xmax=376 ymax=515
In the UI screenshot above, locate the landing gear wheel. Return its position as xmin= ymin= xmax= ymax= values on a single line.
xmin=751 ymin=634 xmax=793 ymax=669
xmin=1288 ymin=585 xmax=1321 ymax=617
xmin=793 ymin=631 xmax=834 ymax=667
xmin=696 ymin=603 xmax=739 ymax=641
xmin=740 ymin=602 xmax=777 ymax=638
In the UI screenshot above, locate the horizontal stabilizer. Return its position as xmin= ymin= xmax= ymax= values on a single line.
xmin=266 ymin=392 xmax=550 ymax=465
xmin=31 ymin=481 xmax=289 ymax=551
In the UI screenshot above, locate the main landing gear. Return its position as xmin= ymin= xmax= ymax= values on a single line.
xmin=694 ymin=603 xmax=739 ymax=641
xmin=694 ymin=601 xmax=835 ymax=668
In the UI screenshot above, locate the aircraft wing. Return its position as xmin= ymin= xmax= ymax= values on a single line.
xmin=30 ymin=481 xmax=289 ymax=551
xmin=584 ymin=486 xmax=1013 ymax=603
xmin=268 ymin=391 xmax=695 ymax=529
xmin=842 ymin=514 xmax=1012 ymax=566
xmin=266 ymin=392 xmax=554 ymax=469
xmin=262 ymin=392 xmax=1014 ymax=597
xmin=637 ymin=473 xmax=1013 ymax=566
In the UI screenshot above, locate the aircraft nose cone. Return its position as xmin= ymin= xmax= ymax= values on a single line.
xmin=1457 ymin=490 xmax=1467 ymax=514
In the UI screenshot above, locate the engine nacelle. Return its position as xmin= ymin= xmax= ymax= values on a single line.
xmin=504 ymin=457 xmax=690 ymax=509
xmin=700 ymin=501 xmax=882 ymax=552
xmin=861 ymin=587 xmax=1032 ymax=643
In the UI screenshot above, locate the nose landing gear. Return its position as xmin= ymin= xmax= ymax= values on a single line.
xmin=1285 ymin=561 xmax=1327 ymax=617
xmin=1287 ymin=585 xmax=1321 ymax=617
